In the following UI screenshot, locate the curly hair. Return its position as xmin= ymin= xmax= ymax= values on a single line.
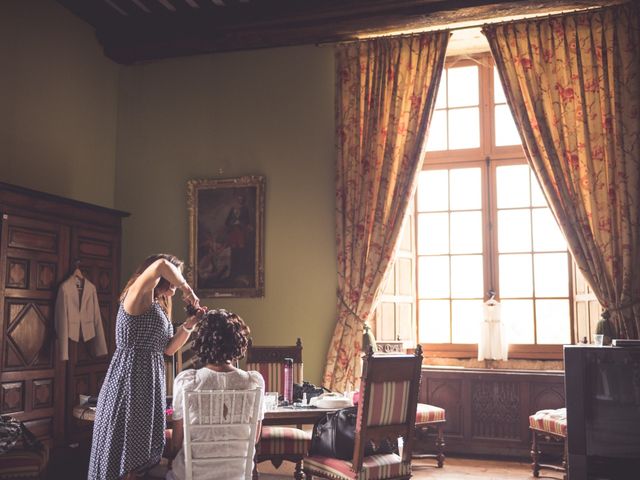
xmin=192 ymin=309 xmax=250 ymax=365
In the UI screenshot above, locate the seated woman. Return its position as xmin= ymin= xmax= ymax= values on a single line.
xmin=167 ymin=309 xmax=264 ymax=480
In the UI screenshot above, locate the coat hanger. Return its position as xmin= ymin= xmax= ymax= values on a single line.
xmin=72 ymin=259 xmax=84 ymax=280
xmin=486 ymin=289 xmax=497 ymax=306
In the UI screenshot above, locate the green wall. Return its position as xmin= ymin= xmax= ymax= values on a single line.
xmin=115 ymin=47 xmax=337 ymax=384
xmin=0 ymin=0 xmax=119 ymax=208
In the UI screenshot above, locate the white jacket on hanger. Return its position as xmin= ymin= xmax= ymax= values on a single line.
xmin=55 ymin=276 xmax=108 ymax=361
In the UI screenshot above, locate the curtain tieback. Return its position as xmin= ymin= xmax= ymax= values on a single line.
xmin=603 ymin=299 xmax=640 ymax=315
xmin=339 ymin=295 xmax=364 ymax=324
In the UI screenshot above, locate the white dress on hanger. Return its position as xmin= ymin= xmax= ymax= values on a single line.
xmin=478 ymin=299 xmax=508 ymax=361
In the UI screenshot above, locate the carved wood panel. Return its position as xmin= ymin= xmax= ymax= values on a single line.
xmin=426 ymin=377 xmax=464 ymax=437
xmin=32 ymin=378 xmax=54 ymax=409
xmin=420 ymin=368 xmax=565 ymax=457
xmin=1 ymin=382 xmax=24 ymax=413
xmin=471 ymin=380 xmax=520 ymax=440
xmin=7 ymin=225 xmax=58 ymax=253
xmin=4 ymin=300 xmax=53 ymax=370
xmin=6 ymin=258 xmax=28 ymax=289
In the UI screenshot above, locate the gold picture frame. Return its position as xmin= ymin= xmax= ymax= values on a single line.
xmin=187 ymin=176 xmax=265 ymax=298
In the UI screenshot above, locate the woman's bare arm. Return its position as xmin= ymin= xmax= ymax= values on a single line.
xmin=123 ymin=259 xmax=198 ymax=315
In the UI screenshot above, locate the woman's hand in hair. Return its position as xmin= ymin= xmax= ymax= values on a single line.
xmin=184 ymin=305 xmax=207 ymax=330
xmin=180 ymin=283 xmax=200 ymax=308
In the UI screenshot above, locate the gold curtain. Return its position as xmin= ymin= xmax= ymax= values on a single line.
xmin=483 ymin=3 xmax=640 ymax=338
xmin=323 ymin=32 xmax=449 ymax=391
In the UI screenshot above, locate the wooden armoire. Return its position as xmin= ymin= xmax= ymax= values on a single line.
xmin=0 ymin=182 xmax=128 ymax=447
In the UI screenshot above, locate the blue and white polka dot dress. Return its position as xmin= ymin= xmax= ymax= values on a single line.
xmin=88 ymin=302 xmax=173 ymax=480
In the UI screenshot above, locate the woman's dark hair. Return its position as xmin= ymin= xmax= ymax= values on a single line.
xmin=119 ymin=253 xmax=184 ymax=318
xmin=193 ymin=309 xmax=250 ymax=364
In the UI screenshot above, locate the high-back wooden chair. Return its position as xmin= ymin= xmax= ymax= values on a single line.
xmin=182 ymin=389 xmax=262 ymax=480
xmin=304 ymin=346 xmax=423 ymax=480
xmin=245 ymin=338 xmax=304 ymax=394
xmin=245 ymin=339 xmax=309 ymax=480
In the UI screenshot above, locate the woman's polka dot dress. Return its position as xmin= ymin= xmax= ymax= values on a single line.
xmin=88 ymin=302 xmax=173 ymax=479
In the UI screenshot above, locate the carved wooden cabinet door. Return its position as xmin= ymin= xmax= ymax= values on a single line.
xmin=0 ymin=213 xmax=68 ymax=444
xmin=65 ymin=226 xmax=120 ymax=443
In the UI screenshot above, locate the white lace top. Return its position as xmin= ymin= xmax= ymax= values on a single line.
xmin=168 ymin=368 xmax=265 ymax=480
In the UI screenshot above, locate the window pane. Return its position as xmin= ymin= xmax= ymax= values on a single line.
xmin=499 ymin=253 xmax=533 ymax=297
xmin=534 ymin=252 xmax=569 ymax=297
xmin=496 ymin=165 xmax=530 ymax=208
xmin=450 ymin=168 xmax=481 ymax=210
xmin=418 ymin=256 xmax=449 ymax=298
xmin=493 ymin=66 xmax=506 ymax=103
xmin=398 ymin=216 xmax=412 ymax=252
xmin=532 ymin=208 xmax=567 ymax=252
xmin=397 ymin=303 xmax=414 ymax=342
xmin=498 ymin=209 xmax=532 ymax=252
xmin=502 ymin=299 xmax=534 ymax=343
xmin=452 ymin=300 xmax=482 ymax=343
xmin=397 ymin=257 xmax=413 ymax=296
xmin=495 ymin=104 xmax=522 ymax=146
xmin=417 ymin=213 xmax=449 ymax=255
xmin=418 ymin=170 xmax=448 ymax=212
xmin=379 ymin=302 xmax=396 ymax=340
xmin=426 ymin=110 xmax=447 ymax=152
xmin=530 ymin=174 xmax=547 ymax=207
xmin=450 ymin=212 xmax=482 ymax=254
xmin=382 ymin=266 xmax=395 ymax=295
xmin=451 ymin=255 xmax=483 ymax=298
xmin=536 ymin=300 xmax=571 ymax=344
xmin=435 ymin=71 xmax=447 ymax=109
xmin=448 ymin=66 xmax=479 ymax=107
xmin=419 ymin=300 xmax=450 ymax=343
xmin=449 ymin=108 xmax=480 ymax=149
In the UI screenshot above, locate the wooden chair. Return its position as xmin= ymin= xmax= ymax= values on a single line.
xmin=246 ymin=339 xmax=309 ymax=480
xmin=375 ymin=341 xmax=446 ymax=468
xmin=529 ymin=408 xmax=567 ymax=480
xmin=181 ymin=389 xmax=262 ymax=480
xmin=304 ymin=346 xmax=423 ymax=480
xmin=245 ymin=338 xmax=304 ymax=395
xmin=412 ymin=403 xmax=446 ymax=467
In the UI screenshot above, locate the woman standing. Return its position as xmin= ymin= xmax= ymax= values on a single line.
xmin=88 ymin=254 xmax=201 ymax=480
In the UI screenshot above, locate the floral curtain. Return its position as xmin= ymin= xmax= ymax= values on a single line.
xmin=483 ymin=3 xmax=640 ymax=338
xmin=323 ymin=32 xmax=449 ymax=391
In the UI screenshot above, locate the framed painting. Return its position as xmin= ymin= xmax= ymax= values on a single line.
xmin=187 ymin=175 xmax=265 ymax=298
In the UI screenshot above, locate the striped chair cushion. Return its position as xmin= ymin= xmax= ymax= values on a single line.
xmin=363 ymin=381 xmax=411 ymax=427
xmin=529 ymin=408 xmax=567 ymax=437
xmin=304 ymin=453 xmax=411 ymax=480
xmin=245 ymin=363 xmax=303 ymax=394
xmin=415 ymin=403 xmax=446 ymax=424
xmin=0 ymin=446 xmax=49 ymax=478
xmin=256 ymin=426 xmax=311 ymax=456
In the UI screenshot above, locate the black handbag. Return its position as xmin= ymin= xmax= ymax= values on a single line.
xmin=309 ymin=407 xmax=394 ymax=460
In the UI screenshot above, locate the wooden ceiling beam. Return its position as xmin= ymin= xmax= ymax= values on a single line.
xmin=56 ymin=0 xmax=621 ymax=64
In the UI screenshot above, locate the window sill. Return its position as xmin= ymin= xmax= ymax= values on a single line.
xmin=419 ymin=343 xmax=565 ymax=361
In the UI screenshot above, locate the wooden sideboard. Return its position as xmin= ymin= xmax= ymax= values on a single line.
xmin=0 ymin=182 xmax=128 ymax=446
xmin=418 ymin=366 xmax=565 ymax=458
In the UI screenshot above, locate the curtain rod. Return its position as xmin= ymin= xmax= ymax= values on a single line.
xmin=316 ymin=1 xmax=627 ymax=47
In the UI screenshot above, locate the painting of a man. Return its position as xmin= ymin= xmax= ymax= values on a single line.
xmin=188 ymin=176 xmax=265 ymax=297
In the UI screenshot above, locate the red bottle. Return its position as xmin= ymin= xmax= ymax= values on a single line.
xmin=283 ymin=357 xmax=293 ymax=404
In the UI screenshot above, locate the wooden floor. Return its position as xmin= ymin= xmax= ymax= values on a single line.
xmin=253 ymin=456 xmax=564 ymax=480
xmin=411 ymin=457 xmax=561 ymax=479
xmin=52 ymin=447 xmax=563 ymax=479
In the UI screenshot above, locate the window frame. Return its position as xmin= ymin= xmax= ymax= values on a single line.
xmin=416 ymin=54 xmax=574 ymax=360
